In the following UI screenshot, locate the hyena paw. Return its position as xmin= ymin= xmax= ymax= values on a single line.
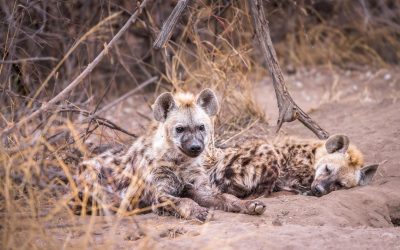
xmin=191 ymin=206 xmax=209 ymax=222
xmin=245 ymin=200 xmax=266 ymax=215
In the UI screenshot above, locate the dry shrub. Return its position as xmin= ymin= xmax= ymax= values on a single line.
xmin=0 ymin=0 xmax=399 ymax=249
xmin=266 ymin=0 xmax=400 ymax=69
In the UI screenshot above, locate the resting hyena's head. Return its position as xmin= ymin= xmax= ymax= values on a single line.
xmin=311 ymin=135 xmax=378 ymax=197
xmin=152 ymin=88 xmax=219 ymax=158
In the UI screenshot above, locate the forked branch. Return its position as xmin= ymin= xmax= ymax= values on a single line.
xmin=247 ymin=0 xmax=329 ymax=139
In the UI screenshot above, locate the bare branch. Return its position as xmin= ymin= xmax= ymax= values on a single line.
xmin=0 ymin=57 xmax=58 ymax=64
xmin=153 ymin=0 xmax=192 ymax=49
xmin=1 ymin=0 xmax=151 ymax=137
xmin=247 ymin=0 xmax=329 ymax=139
xmin=57 ymin=108 xmax=137 ymax=138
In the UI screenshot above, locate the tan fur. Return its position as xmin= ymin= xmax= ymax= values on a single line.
xmin=173 ymin=92 xmax=196 ymax=107
xmin=347 ymin=145 xmax=364 ymax=168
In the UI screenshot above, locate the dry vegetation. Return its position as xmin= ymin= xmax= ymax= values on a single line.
xmin=1 ymin=0 xmax=399 ymax=249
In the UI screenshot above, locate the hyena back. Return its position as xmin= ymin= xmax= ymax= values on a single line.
xmin=72 ymin=89 xmax=266 ymax=221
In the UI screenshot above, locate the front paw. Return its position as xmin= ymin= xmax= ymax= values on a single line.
xmin=190 ymin=206 xmax=210 ymax=222
xmin=302 ymin=190 xmax=314 ymax=196
xmin=244 ymin=200 xmax=266 ymax=215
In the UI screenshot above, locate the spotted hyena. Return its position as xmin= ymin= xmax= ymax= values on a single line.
xmin=206 ymin=134 xmax=378 ymax=198
xmin=72 ymin=89 xmax=265 ymax=221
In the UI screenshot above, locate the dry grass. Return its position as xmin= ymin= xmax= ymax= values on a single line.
xmin=0 ymin=0 xmax=399 ymax=249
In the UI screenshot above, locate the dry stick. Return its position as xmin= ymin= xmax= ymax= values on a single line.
xmin=97 ymin=76 xmax=158 ymax=114
xmin=1 ymin=0 xmax=151 ymax=137
xmin=0 ymin=57 xmax=58 ymax=64
xmin=57 ymin=108 xmax=137 ymax=138
xmin=153 ymin=0 xmax=192 ymax=49
xmin=247 ymin=0 xmax=329 ymax=139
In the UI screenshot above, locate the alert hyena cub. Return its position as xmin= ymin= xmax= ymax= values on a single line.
xmin=206 ymin=134 xmax=378 ymax=198
xmin=73 ymin=89 xmax=265 ymax=221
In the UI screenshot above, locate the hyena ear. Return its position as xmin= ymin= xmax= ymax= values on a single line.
xmin=153 ymin=92 xmax=176 ymax=122
xmin=196 ymin=88 xmax=219 ymax=116
xmin=325 ymin=134 xmax=349 ymax=154
xmin=358 ymin=164 xmax=379 ymax=186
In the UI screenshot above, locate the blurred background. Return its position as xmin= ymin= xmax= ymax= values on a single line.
xmin=1 ymin=0 xmax=399 ymax=114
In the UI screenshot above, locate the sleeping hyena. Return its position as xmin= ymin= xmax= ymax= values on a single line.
xmin=71 ymin=89 xmax=265 ymax=221
xmin=206 ymin=134 xmax=378 ymax=198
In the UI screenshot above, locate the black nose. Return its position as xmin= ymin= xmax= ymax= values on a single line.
xmin=190 ymin=145 xmax=202 ymax=153
xmin=312 ymin=185 xmax=324 ymax=196
xmin=313 ymin=187 xmax=321 ymax=195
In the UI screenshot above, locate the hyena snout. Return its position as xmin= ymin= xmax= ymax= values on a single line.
xmin=311 ymin=177 xmax=343 ymax=197
xmin=181 ymin=136 xmax=204 ymax=157
xmin=311 ymin=183 xmax=328 ymax=197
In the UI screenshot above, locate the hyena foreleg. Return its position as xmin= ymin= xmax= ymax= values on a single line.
xmin=155 ymin=194 xmax=209 ymax=221
xmin=185 ymin=184 xmax=266 ymax=215
xmin=151 ymin=168 xmax=209 ymax=221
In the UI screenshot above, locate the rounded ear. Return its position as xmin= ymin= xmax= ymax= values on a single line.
xmin=358 ymin=164 xmax=379 ymax=186
xmin=325 ymin=134 xmax=350 ymax=154
xmin=152 ymin=92 xmax=176 ymax=122
xmin=196 ymin=88 xmax=219 ymax=116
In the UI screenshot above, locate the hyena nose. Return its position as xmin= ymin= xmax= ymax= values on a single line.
xmin=190 ymin=145 xmax=202 ymax=153
xmin=312 ymin=185 xmax=325 ymax=197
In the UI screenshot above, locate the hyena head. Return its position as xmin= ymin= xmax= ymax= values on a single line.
xmin=311 ymin=135 xmax=378 ymax=197
xmin=153 ymin=88 xmax=219 ymax=158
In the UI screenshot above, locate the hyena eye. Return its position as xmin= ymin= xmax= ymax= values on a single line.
xmin=176 ymin=126 xmax=185 ymax=133
xmin=325 ymin=165 xmax=331 ymax=174
xmin=198 ymin=124 xmax=205 ymax=131
xmin=336 ymin=181 xmax=344 ymax=188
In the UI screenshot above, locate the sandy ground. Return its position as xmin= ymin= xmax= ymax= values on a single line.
xmin=53 ymin=67 xmax=400 ymax=249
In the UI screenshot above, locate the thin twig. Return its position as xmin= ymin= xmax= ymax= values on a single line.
xmin=83 ymin=80 xmax=114 ymax=142
xmin=0 ymin=87 xmax=43 ymax=104
xmin=57 ymin=108 xmax=137 ymax=138
xmin=153 ymin=0 xmax=192 ymax=49
xmin=1 ymin=0 xmax=151 ymax=137
xmin=220 ymin=118 xmax=259 ymax=145
xmin=0 ymin=57 xmax=58 ymax=64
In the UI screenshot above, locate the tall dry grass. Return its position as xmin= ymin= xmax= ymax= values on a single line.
xmin=1 ymin=0 xmax=399 ymax=249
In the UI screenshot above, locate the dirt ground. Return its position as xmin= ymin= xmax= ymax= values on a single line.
xmin=49 ymin=67 xmax=400 ymax=249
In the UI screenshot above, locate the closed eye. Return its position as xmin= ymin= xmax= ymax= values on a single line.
xmin=325 ymin=165 xmax=331 ymax=174
xmin=335 ymin=181 xmax=344 ymax=188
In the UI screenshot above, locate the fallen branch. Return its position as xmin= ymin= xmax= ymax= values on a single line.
xmin=153 ymin=0 xmax=192 ymax=49
xmin=1 ymin=0 xmax=151 ymax=137
xmin=247 ymin=0 xmax=329 ymax=139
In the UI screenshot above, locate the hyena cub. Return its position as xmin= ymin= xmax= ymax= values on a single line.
xmin=206 ymin=134 xmax=378 ymax=198
xmin=73 ymin=89 xmax=265 ymax=221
